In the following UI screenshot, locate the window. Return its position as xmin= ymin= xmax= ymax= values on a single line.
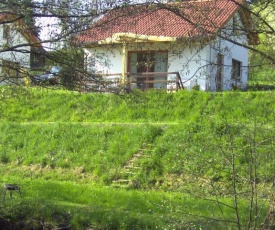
xmin=30 ymin=52 xmax=45 ymax=70
xmin=232 ymin=59 xmax=241 ymax=81
xmin=128 ymin=51 xmax=168 ymax=89
xmin=3 ymin=25 xmax=11 ymax=45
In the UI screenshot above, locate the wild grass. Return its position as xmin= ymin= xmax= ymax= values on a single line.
xmin=0 ymin=86 xmax=274 ymax=228
xmin=249 ymin=66 xmax=275 ymax=86
xmin=0 ymin=123 xmax=164 ymax=182
xmin=1 ymin=87 xmax=275 ymax=123
xmin=0 ymin=173 xmax=267 ymax=229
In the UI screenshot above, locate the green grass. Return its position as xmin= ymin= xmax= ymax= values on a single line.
xmin=0 ymin=123 xmax=163 ymax=182
xmin=0 ymin=175 xmax=267 ymax=229
xmin=1 ymin=87 xmax=275 ymax=123
xmin=0 ymin=86 xmax=274 ymax=229
xmin=248 ymin=66 xmax=275 ymax=90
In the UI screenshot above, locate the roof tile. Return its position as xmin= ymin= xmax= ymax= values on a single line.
xmin=77 ymin=0 xmax=241 ymax=44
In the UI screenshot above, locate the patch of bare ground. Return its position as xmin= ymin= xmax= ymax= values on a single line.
xmin=0 ymin=163 xmax=96 ymax=183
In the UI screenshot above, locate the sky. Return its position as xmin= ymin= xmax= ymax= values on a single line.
xmin=35 ymin=0 xmax=169 ymax=50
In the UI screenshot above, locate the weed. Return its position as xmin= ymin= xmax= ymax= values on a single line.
xmin=0 ymin=152 xmax=10 ymax=164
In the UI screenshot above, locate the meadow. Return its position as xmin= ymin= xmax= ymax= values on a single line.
xmin=0 ymin=86 xmax=274 ymax=229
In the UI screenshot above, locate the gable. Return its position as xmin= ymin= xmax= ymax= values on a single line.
xmin=0 ymin=13 xmax=41 ymax=47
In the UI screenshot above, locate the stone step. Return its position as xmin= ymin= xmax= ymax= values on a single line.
xmin=112 ymin=145 xmax=152 ymax=186
xmin=125 ymin=171 xmax=136 ymax=174
xmin=112 ymin=179 xmax=131 ymax=184
xmin=110 ymin=183 xmax=130 ymax=189
xmin=124 ymin=166 xmax=140 ymax=169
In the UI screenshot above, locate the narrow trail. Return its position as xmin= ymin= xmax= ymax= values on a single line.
xmin=112 ymin=144 xmax=150 ymax=188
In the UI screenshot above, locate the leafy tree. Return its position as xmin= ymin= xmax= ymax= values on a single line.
xmin=249 ymin=1 xmax=275 ymax=86
xmin=1 ymin=0 xmax=275 ymax=228
xmin=0 ymin=0 xmax=274 ymax=89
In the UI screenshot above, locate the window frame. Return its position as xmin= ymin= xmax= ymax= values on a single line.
xmin=127 ymin=50 xmax=168 ymax=89
xmin=231 ymin=59 xmax=242 ymax=81
xmin=216 ymin=53 xmax=224 ymax=91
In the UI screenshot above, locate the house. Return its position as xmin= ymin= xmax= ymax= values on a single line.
xmin=76 ymin=0 xmax=258 ymax=92
xmin=0 ymin=13 xmax=44 ymax=84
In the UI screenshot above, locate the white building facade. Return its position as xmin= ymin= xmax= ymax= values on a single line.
xmin=0 ymin=19 xmax=32 ymax=84
xmin=78 ymin=0 xmax=257 ymax=92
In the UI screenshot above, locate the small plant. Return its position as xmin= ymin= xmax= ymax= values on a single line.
xmin=0 ymin=152 xmax=10 ymax=164
xmin=231 ymin=83 xmax=240 ymax=91
xmin=192 ymin=81 xmax=200 ymax=91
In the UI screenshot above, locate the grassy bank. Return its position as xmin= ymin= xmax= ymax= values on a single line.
xmin=0 ymin=168 xmax=269 ymax=229
xmin=1 ymin=86 xmax=275 ymax=123
xmin=0 ymin=86 xmax=274 ymax=229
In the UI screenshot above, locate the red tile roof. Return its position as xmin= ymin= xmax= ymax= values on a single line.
xmin=0 ymin=13 xmax=42 ymax=47
xmin=76 ymin=0 xmax=243 ymax=44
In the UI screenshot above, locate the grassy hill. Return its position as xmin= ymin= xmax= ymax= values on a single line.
xmin=0 ymin=86 xmax=275 ymax=229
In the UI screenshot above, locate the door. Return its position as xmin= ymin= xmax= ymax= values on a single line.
xmin=128 ymin=51 xmax=168 ymax=90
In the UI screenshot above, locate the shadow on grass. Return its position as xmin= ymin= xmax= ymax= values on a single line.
xmin=248 ymin=82 xmax=275 ymax=91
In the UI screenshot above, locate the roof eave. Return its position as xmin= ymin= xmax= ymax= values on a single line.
xmin=98 ymin=33 xmax=177 ymax=44
xmin=80 ymin=33 xmax=217 ymax=47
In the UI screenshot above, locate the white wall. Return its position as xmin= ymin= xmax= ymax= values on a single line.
xmin=84 ymin=46 xmax=122 ymax=74
xmin=207 ymin=13 xmax=249 ymax=91
xmin=167 ymin=43 xmax=208 ymax=90
xmin=0 ymin=23 xmax=31 ymax=74
xmin=218 ymin=39 xmax=248 ymax=91
xmin=85 ymin=42 xmax=209 ymax=90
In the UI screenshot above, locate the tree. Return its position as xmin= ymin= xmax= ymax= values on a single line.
xmin=0 ymin=0 xmax=274 ymax=90
xmin=249 ymin=1 xmax=275 ymax=87
xmin=0 ymin=0 xmax=275 ymax=228
xmin=0 ymin=0 xmax=91 ymax=86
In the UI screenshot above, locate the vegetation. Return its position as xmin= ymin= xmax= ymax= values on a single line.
xmin=0 ymin=87 xmax=274 ymax=229
xmin=0 ymin=0 xmax=274 ymax=228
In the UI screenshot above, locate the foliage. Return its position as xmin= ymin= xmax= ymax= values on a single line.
xmin=1 ymin=87 xmax=275 ymax=123
xmin=0 ymin=175 xmax=267 ymax=229
xmin=249 ymin=3 xmax=275 ymax=86
xmin=1 ymin=0 xmax=275 ymax=227
xmin=0 ymin=123 xmax=162 ymax=180
xmin=1 ymin=0 xmax=275 ymax=92
xmin=45 ymin=48 xmax=85 ymax=89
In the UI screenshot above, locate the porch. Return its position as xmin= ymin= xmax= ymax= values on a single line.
xmin=79 ymin=71 xmax=184 ymax=93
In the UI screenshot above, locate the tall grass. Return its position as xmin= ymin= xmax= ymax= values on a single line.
xmin=1 ymin=87 xmax=275 ymax=123
xmin=0 ymin=86 xmax=274 ymax=228
xmin=0 ymin=123 xmax=164 ymax=182
xmin=0 ymin=175 xmax=266 ymax=229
